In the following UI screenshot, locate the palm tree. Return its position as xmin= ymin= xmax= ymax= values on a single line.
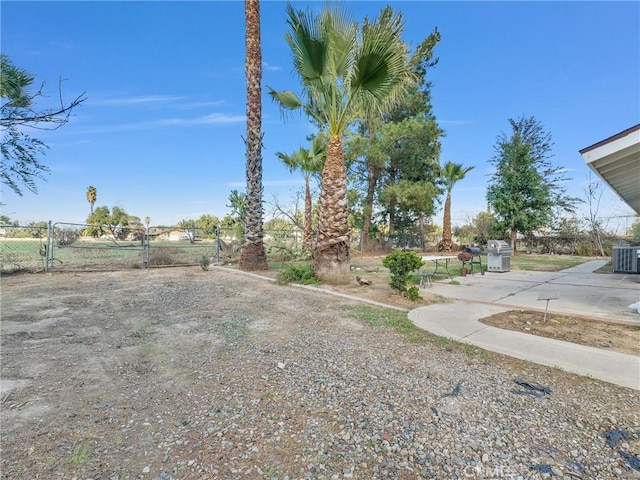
xmin=269 ymin=4 xmax=413 ymax=284
xmin=86 ymin=185 xmax=97 ymax=215
xmin=440 ymin=161 xmax=474 ymax=251
xmin=276 ymin=135 xmax=326 ymax=252
xmin=239 ymin=0 xmax=268 ymax=271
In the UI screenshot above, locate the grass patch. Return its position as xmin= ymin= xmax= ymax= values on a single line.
xmin=347 ymin=305 xmax=413 ymax=331
xmin=217 ymin=315 xmax=248 ymax=342
xmin=593 ymin=262 xmax=612 ymax=274
xmin=342 ymin=305 xmax=489 ymax=358
xmin=131 ymin=325 xmax=154 ymax=338
xmin=509 ymin=254 xmax=587 ymax=271
xmin=69 ymin=442 xmax=91 ymax=465
xmin=359 ymin=253 xmax=595 ymax=276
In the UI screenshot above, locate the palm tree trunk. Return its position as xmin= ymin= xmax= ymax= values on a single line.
xmin=441 ymin=192 xmax=453 ymax=251
xmin=303 ymin=176 xmax=312 ymax=252
xmin=313 ymin=134 xmax=350 ymax=284
xmin=239 ymin=0 xmax=268 ymax=271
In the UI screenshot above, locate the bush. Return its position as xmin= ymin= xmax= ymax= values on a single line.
xmin=405 ymin=285 xmax=422 ymax=301
xmin=276 ymin=263 xmax=318 ymax=285
xmin=199 ymin=254 xmax=211 ymax=271
xmin=382 ymin=250 xmax=424 ymax=298
xmin=57 ymin=228 xmax=79 ymax=246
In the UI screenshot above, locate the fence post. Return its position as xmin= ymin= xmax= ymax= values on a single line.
xmin=142 ymin=229 xmax=150 ymax=268
xmin=45 ymin=221 xmax=53 ymax=272
xmin=215 ymin=227 xmax=220 ymax=263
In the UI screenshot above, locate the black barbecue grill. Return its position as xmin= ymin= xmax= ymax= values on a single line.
xmin=458 ymin=246 xmax=484 ymax=275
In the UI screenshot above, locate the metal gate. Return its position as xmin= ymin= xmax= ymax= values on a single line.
xmin=44 ymin=222 xmax=221 ymax=272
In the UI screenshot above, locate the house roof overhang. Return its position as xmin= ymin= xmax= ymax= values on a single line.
xmin=579 ymin=124 xmax=640 ymax=215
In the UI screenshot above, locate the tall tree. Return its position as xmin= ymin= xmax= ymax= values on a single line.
xmin=239 ymin=0 xmax=268 ymax=271
xmin=486 ymin=116 xmax=579 ymax=251
xmin=440 ymin=161 xmax=474 ymax=251
xmin=276 ymin=135 xmax=326 ymax=252
xmin=1 ymin=54 xmax=85 ymax=195
xmin=86 ymin=205 xmax=130 ymax=241
xmin=86 ymin=186 xmax=97 ymax=214
xmin=346 ymin=28 xmax=442 ymax=252
xmin=376 ymin=117 xmax=441 ymax=251
xmin=269 ymin=4 xmax=412 ymax=284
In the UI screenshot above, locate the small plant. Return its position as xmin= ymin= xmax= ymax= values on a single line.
xmin=70 ymin=442 xmax=91 ymax=465
xmin=276 ymin=263 xmax=318 ymax=285
xmin=405 ymin=285 xmax=422 ymax=301
xmin=199 ymin=254 xmax=211 ymax=271
xmin=382 ymin=250 xmax=424 ymax=299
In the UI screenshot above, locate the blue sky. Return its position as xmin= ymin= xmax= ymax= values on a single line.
xmin=2 ymin=1 xmax=639 ymax=232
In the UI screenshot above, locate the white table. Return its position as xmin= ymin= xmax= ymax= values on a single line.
xmin=420 ymin=255 xmax=459 ymax=287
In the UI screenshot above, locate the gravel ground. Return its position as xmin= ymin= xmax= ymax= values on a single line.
xmin=1 ymin=266 xmax=639 ymax=480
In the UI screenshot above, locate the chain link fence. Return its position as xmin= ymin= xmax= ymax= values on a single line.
xmin=0 ymin=225 xmax=49 ymax=273
xmin=0 ymin=222 xmax=309 ymax=274
xmin=1 ymin=221 xmax=460 ymax=274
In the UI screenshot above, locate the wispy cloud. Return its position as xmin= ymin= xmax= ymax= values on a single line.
xmin=263 ymin=62 xmax=282 ymax=72
xmin=157 ymin=113 xmax=245 ymax=126
xmin=72 ymin=112 xmax=245 ymax=134
xmin=182 ymin=100 xmax=225 ymax=109
xmin=91 ymin=95 xmax=185 ymax=106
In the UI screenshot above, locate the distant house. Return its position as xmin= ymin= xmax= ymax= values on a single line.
xmin=160 ymin=230 xmax=184 ymax=242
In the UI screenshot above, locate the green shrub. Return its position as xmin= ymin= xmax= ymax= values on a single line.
xmin=382 ymin=250 xmax=423 ymax=299
xmin=276 ymin=263 xmax=318 ymax=285
xmin=199 ymin=254 xmax=211 ymax=271
xmin=405 ymin=285 xmax=422 ymax=301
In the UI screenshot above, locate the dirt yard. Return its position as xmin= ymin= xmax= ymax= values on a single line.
xmin=1 ymin=266 xmax=639 ymax=479
xmin=479 ymin=310 xmax=640 ymax=356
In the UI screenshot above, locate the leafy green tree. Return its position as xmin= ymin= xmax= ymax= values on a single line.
xmin=486 ymin=116 xmax=579 ymax=251
xmin=440 ymin=161 xmax=474 ymax=251
xmin=86 ymin=186 xmax=97 ymax=214
xmin=347 ymin=28 xmax=442 ymax=251
xmin=628 ymin=220 xmax=640 ymax=245
xmin=0 ymin=215 xmax=18 ymax=226
xmin=276 ymin=134 xmax=326 ymax=251
xmin=471 ymin=211 xmax=502 ymax=246
xmin=196 ymin=214 xmax=219 ymax=238
xmin=269 ymin=4 xmax=413 ymax=284
xmin=27 ymin=221 xmax=48 ymax=238
xmin=227 ymin=190 xmax=246 ymax=224
xmin=177 ymin=219 xmax=198 ymax=243
xmin=240 ymin=0 xmax=268 ymax=271
xmin=86 ymin=206 xmax=130 ymax=240
xmin=375 ymin=118 xmax=442 ymax=250
xmin=127 ymin=215 xmax=144 ymax=240
xmin=0 ymin=54 xmax=85 ymax=195
xmin=224 ymin=190 xmax=247 ymax=241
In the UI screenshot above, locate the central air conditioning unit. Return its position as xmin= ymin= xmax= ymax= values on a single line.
xmin=612 ymin=246 xmax=640 ymax=273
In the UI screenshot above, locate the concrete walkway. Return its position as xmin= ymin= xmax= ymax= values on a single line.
xmin=408 ymin=261 xmax=640 ymax=390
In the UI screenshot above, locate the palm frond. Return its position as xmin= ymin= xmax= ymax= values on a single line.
xmin=353 ymin=7 xmax=410 ymax=102
xmin=268 ymin=88 xmax=303 ymax=111
xmin=321 ymin=5 xmax=357 ymax=80
xmin=285 ymin=4 xmax=328 ymax=84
